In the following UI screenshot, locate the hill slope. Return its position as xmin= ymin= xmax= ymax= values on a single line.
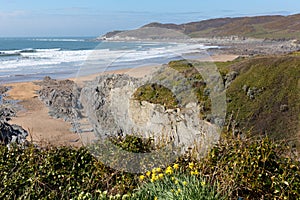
xmin=142 ymin=14 xmax=300 ymax=39
xmin=226 ymin=55 xmax=300 ymax=143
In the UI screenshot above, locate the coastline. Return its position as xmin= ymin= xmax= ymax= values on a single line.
xmin=3 ymin=54 xmax=239 ymax=146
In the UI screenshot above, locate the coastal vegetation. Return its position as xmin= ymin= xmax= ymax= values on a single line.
xmin=0 ymin=135 xmax=299 ymax=199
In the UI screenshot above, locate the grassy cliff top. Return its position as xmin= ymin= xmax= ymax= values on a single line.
xmin=132 ymin=55 xmax=300 ymax=148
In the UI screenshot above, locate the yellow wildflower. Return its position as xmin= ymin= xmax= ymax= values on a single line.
xmin=201 ymin=181 xmax=206 ymax=186
xmin=146 ymin=171 xmax=151 ymax=177
xmin=188 ymin=162 xmax=195 ymax=169
xmin=155 ymin=168 xmax=162 ymax=173
xmin=165 ymin=166 xmax=173 ymax=175
xmin=174 ymin=180 xmax=179 ymax=184
xmin=171 ymin=177 xmax=175 ymax=181
xmin=158 ymin=173 xmax=164 ymax=179
xmin=154 ymin=197 xmax=158 ymax=200
xmin=183 ymin=181 xmax=188 ymax=186
xmin=151 ymin=174 xmax=156 ymax=179
xmin=151 ymin=174 xmax=158 ymax=182
xmin=173 ymin=163 xmax=179 ymax=170
xmin=191 ymin=170 xmax=199 ymax=176
xmin=139 ymin=175 xmax=145 ymax=181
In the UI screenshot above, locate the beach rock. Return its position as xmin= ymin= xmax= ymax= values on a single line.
xmin=0 ymin=86 xmax=17 ymax=121
xmin=0 ymin=105 xmax=16 ymax=121
xmin=0 ymin=85 xmax=8 ymax=95
xmin=0 ymin=120 xmax=28 ymax=146
xmin=37 ymin=76 xmax=82 ymax=122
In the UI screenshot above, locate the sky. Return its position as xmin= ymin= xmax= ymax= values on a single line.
xmin=0 ymin=0 xmax=300 ymax=37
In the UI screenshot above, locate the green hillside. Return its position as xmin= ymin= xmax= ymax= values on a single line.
xmin=226 ymin=55 xmax=300 ymax=145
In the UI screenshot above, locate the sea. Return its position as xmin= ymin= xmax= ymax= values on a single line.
xmin=0 ymin=37 xmax=217 ymax=83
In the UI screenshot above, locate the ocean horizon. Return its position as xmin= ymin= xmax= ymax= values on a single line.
xmin=0 ymin=37 xmax=216 ymax=83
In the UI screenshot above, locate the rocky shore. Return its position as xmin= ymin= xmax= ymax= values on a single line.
xmin=0 ymin=86 xmax=28 ymax=146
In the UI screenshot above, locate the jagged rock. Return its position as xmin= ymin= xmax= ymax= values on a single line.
xmin=0 ymin=86 xmax=16 ymax=121
xmin=80 ymin=73 xmax=221 ymax=154
xmin=0 ymin=105 xmax=16 ymax=121
xmin=37 ymin=76 xmax=82 ymax=122
xmin=0 ymin=120 xmax=28 ymax=145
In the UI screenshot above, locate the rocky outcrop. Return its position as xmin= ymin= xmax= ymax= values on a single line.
xmin=37 ymin=76 xmax=82 ymax=122
xmin=0 ymin=105 xmax=16 ymax=121
xmin=0 ymin=86 xmax=27 ymax=146
xmin=80 ymin=73 xmax=221 ymax=154
xmin=0 ymin=120 xmax=28 ymax=146
xmin=224 ymin=71 xmax=238 ymax=88
xmin=242 ymin=85 xmax=265 ymax=100
xmin=0 ymin=86 xmax=16 ymax=121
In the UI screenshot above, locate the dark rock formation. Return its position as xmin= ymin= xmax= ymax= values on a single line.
xmin=0 ymin=85 xmax=27 ymax=146
xmin=37 ymin=76 xmax=82 ymax=122
xmin=0 ymin=86 xmax=16 ymax=121
xmin=0 ymin=105 xmax=16 ymax=121
xmin=0 ymin=120 xmax=28 ymax=145
xmin=0 ymin=85 xmax=8 ymax=95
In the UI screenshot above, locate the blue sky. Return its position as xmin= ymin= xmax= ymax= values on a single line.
xmin=0 ymin=0 xmax=300 ymax=37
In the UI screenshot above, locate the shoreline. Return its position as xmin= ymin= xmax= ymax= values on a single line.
xmin=3 ymin=54 xmax=239 ymax=146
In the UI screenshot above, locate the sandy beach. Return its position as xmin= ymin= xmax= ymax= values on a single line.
xmin=4 ymin=54 xmax=238 ymax=146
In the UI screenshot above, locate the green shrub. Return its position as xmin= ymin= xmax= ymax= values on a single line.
xmin=133 ymin=83 xmax=179 ymax=109
xmin=0 ymin=144 xmax=138 ymax=199
xmin=192 ymin=137 xmax=300 ymax=199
